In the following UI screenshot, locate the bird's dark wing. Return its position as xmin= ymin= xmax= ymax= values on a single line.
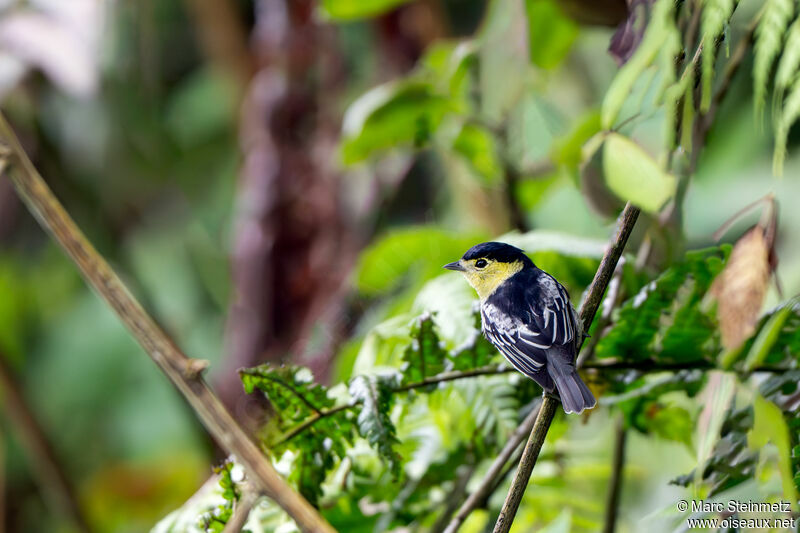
xmin=520 ymin=274 xmax=577 ymax=349
xmin=480 ymin=270 xmax=578 ymax=387
xmin=481 ymin=302 xmax=548 ymax=378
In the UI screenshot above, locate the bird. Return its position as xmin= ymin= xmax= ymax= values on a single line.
xmin=444 ymin=241 xmax=596 ymax=414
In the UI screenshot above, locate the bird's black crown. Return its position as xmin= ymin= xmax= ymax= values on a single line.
xmin=461 ymin=242 xmax=533 ymax=265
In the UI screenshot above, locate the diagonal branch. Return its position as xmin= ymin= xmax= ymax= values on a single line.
xmin=0 ymin=113 xmax=336 ymax=533
xmin=492 ymin=203 xmax=640 ymax=533
xmin=441 ymin=402 xmax=540 ymax=533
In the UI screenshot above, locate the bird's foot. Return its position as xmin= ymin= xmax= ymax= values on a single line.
xmin=542 ymin=389 xmax=560 ymax=401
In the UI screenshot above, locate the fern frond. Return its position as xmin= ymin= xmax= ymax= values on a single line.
xmin=754 ymin=0 xmax=794 ymax=118
xmin=659 ymin=15 xmax=683 ymax=153
xmin=700 ymin=0 xmax=737 ymax=111
xmin=774 ymin=17 xmax=800 ymax=97
xmin=773 ymin=74 xmax=800 ymax=175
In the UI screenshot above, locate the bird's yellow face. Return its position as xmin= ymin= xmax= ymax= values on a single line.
xmin=445 ymin=257 xmax=524 ymax=301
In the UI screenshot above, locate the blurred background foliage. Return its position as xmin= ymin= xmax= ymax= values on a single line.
xmin=1 ymin=0 xmax=800 ymax=532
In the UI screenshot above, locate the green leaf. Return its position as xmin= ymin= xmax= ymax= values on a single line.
xmin=595 ymin=246 xmax=729 ymax=361
xmin=240 ymin=365 xmax=334 ymax=419
xmin=508 ymin=94 xmax=566 ymax=168
xmin=774 ymin=75 xmax=800 ymax=175
xmin=452 ymin=122 xmax=502 ymax=184
xmin=700 ymin=0 xmax=736 ymax=111
xmin=551 ymin=111 xmax=602 ymax=173
xmin=651 ymin=405 xmax=695 ymax=449
xmin=601 ymin=0 xmax=674 ymax=128
xmin=753 ymin=0 xmax=793 ymax=117
xmin=448 ymin=310 xmax=498 ymax=371
xmin=721 ymin=303 xmax=800 ymax=370
xmin=341 ymin=81 xmax=456 ymax=164
xmin=419 ymin=41 xmax=477 ymax=101
xmin=349 ymin=374 xmax=402 ymax=474
xmin=749 ymin=394 xmax=799 ymax=511
xmin=774 ymin=18 xmax=800 ymax=94
xmin=355 ymin=226 xmax=484 ymax=295
xmin=696 ymin=372 xmax=737 ymax=484
xmin=239 ymin=365 xmax=357 ymax=502
xmin=602 ymin=133 xmax=677 ymax=214
xmin=524 ymin=0 xmax=578 ymax=70
xmin=401 ymin=313 xmax=447 ymax=385
xmin=743 ymin=305 xmax=793 ymax=371
xmin=319 ymin=0 xmax=413 ymax=21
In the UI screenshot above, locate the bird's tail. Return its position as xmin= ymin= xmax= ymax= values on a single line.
xmin=547 ymin=359 xmax=596 ymax=414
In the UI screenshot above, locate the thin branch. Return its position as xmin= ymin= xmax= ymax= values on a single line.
xmin=278 ymin=357 xmax=790 ymax=447
xmin=442 ymin=402 xmax=540 ymax=533
xmin=0 ymin=354 xmax=90 ymax=532
xmin=602 ymin=416 xmax=628 ymax=533
xmin=244 ymin=371 xmax=325 ymax=415
xmin=223 ymin=491 xmax=259 ymax=533
xmin=431 ymin=463 xmax=478 ymax=533
xmin=493 ymin=203 xmax=641 ymax=533
xmin=276 ymin=403 xmax=354 ymax=446
xmin=0 ymin=114 xmax=336 ymax=533
xmin=393 ymin=365 xmax=512 ymax=392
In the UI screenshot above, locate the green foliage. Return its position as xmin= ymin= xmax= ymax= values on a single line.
xmin=595 ymin=246 xmax=730 ymax=362
xmin=722 ymin=302 xmax=800 ymax=370
xmin=240 ymin=365 xmax=354 ymax=502
xmin=448 ymin=312 xmax=496 ymax=371
xmin=674 ymin=370 xmax=800 ymax=500
xmin=319 ymin=0 xmax=413 ymax=21
xmin=452 ymin=122 xmax=503 ymax=184
xmin=774 ymin=74 xmax=800 ymax=174
xmin=349 ymin=374 xmax=403 ymax=475
xmin=604 ymin=370 xmax=705 ymax=445
xmin=241 ymin=365 xmax=335 ymax=420
xmin=753 ymin=0 xmax=794 ymax=116
xmin=355 ymin=227 xmax=484 ymax=296
xmin=524 ymin=0 xmax=579 ymax=70
xmin=341 ymin=81 xmax=456 ymax=164
xmin=601 ymin=0 xmax=676 ymax=129
xmin=602 ymin=133 xmax=677 ymax=214
xmin=749 ymin=393 xmax=799 ymax=508
xmin=401 ymin=313 xmax=447 ymax=385
xmin=700 ymin=0 xmax=737 ymax=110
xmin=198 ymin=462 xmax=240 ymax=533
xmin=774 ymin=18 xmax=800 ymax=94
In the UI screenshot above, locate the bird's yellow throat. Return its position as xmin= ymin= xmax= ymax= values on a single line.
xmin=461 ymin=259 xmax=525 ymax=301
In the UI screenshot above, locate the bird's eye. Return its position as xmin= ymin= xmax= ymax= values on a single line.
xmin=475 ymin=259 xmax=488 ymax=268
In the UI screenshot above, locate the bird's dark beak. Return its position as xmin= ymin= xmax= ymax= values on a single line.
xmin=443 ymin=261 xmax=465 ymax=272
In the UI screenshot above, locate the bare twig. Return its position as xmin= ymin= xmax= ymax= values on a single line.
xmin=492 ymin=203 xmax=641 ymax=533
xmin=602 ymin=416 xmax=628 ymax=533
xmin=0 ymin=354 xmax=90 ymax=532
xmin=392 ymin=365 xmax=513 ymax=392
xmin=223 ymin=491 xmax=259 ymax=533
xmin=0 ymin=114 xmax=336 ymax=533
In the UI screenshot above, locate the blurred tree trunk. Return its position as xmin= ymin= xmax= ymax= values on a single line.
xmin=215 ymin=0 xmax=448 ymax=420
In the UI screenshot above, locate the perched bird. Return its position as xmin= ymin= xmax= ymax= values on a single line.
xmin=444 ymin=242 xmax=596 ymax=414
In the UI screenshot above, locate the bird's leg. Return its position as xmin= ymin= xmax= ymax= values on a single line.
xmin=543 ymin=389 xmax=560 ymax=401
